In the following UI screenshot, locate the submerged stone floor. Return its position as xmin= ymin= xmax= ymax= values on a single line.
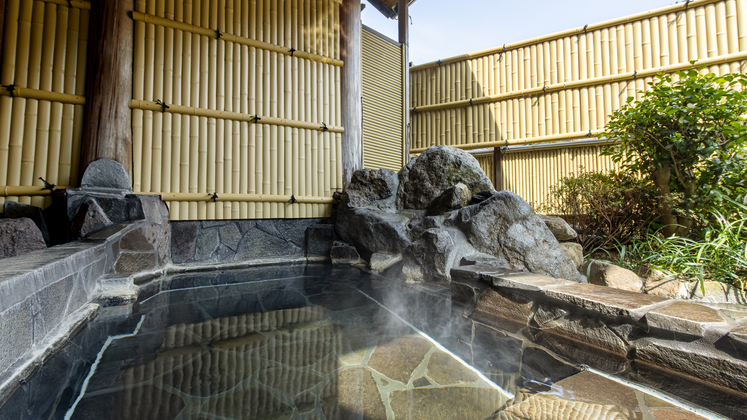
xmin=0 ymin=265 xmax=733 ymax=420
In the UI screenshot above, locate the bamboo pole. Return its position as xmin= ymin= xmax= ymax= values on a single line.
xmin=142 ymin=0 xmax=156 ymax=193
xmin=44 ymin=4 xmax=70 ymax=207
xmin=59 ymin=7 xmax=79 ymax=188
xmin=150 ymin=0 xmax=165 ymax=195
xmin=0 ymin=185 xmax=73 ymax=196
xmin=4 ymin=0 xmax=33 ymax=204
xmin=737 ymin=0 xmax=747 ymax=52
xmin=206 ymin=0 xmax=217 ymax=220
xmin=162 ymin=0 xmax=175 ymax=207
xmin=197 ymin=0 xmax=208 ymax=220
xmin=0 ymin=0 xmax=22 ymax=204
xmin=131 ymin=10 xmax=343 ymax=67
xmin=70 ymin=6 xmax=88 ymax=186
xmin=29 ymin=4 xmax=57 ymax=207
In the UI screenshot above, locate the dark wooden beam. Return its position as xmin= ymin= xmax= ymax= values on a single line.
xmin=494 ymin=147 xmax=504 ymax=191
xmin=79 ymin=0 xmax=134 ymax=183
xmin=399 ymin=0 xmax=410 ymax=164
xmin=340 ymin=0 xmax=362 ymax=191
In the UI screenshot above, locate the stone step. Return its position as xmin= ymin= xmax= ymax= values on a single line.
xmin=97 ymin=274 xmax=139 ymax=307
xmin=97 ymin=274 xmax=135 ymax=293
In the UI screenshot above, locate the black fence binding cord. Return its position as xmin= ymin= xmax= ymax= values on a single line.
xmin=210 ymin=193 xmax=218 ymax=202
xmin=288 ymin=195 xmax=297 ymax=204
xmin=39 ymin=177 xmax=55 ymax=191
xmin=156 ymin=99 xmax=169 ymax=112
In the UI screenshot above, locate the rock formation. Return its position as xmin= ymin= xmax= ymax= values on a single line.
xmin=335 ymin=145 xmax=586 ymax=283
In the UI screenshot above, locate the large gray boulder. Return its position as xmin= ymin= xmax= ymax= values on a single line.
xmin=342 ymin=168 xmax=399 ymax=209
xmin=0 ymin=218 xmax=46 ymax=258
xmin=455 ymin=191 xmax=585 ymax=282
xmin=404 ymin=228 xmax=456 ymax=282
xmin=397 ymin=145 xmax=495 ymax=210
xmin=334 ymin=206 xmax=413 ymax=259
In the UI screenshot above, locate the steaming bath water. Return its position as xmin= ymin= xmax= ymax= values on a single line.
xmin=0 ymin=265 xmax=739 ymax=420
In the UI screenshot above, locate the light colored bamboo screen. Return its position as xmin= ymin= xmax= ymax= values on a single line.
xmin=132 ymin=0 xmax=343 ymax=220
xmin=475 ymin=153 xmax=494 ymax=186
xmin=361 ymin=25 xmax=404 ymax=172
xmin=473 ymin=145 xmax=623 ymax=212
xmin=410 ymin=0 xmax=747 ymax=153
xmin=0 ymin=0 xmax=90 ymax=208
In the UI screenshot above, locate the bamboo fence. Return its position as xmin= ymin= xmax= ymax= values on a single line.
xmin=472 ymin=141 xmax=623 ymax=212
xmin=132 ymin=0 xmax=343 ymax=220
xmin=411 ymin=0 xmax=747 ymax=152
xmin=411 ymin=0 xmax=747 ymax=207
xmin=361 ymin=25 xmax=405 ymax=172
xmin=0 ymin=0 xmax=89 ymax=208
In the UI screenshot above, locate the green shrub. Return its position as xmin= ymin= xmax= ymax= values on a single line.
xmin=542 ymin=170 xmax=660 ymax=254
xmin=605 ymin=197 xmax=747 ymax=290
xmin=603 ymin=66 xmax=747 ymax=237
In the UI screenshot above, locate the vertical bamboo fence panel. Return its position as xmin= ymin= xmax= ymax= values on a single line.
xmin=131 ymin=0 xmax=343 ymax=220
xmin=411 ymin=0 xmax=747 ymax=207
xmin=473 ymin=143 xmax=622 ymax=212
xmin=361 ymin=25 xmax=404 ymax=172
xmin=0 ymin=0 xmax=89 ymax=209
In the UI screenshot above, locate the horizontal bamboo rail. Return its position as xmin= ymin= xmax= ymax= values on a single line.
xmin=152 ymin=192 xmax=334 ymax=204
xmin=0 ymin=185 xmax=72 ymax=196
xmin=411 ymin=0 xmax=723 ymax=71
xmin=131 ymin=11 xmax=344 ymax=67
xmin=39 ymin=0 xmax=91 ymax=10
xmin=411 ymin=130 xmax=603 ymax=153
xmin=0 ymin=85 xmax=85 ymax=105
xmin=129 ymin=100 xmax=344 ymax=133
xmin=411 ymin=50 xmax=747 ymax=113
xmin=471 ymin=138 xmax=616 ymax=156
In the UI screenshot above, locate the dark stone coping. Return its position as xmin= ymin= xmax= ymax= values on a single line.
xmin=451 ymin=265 xmax=747 ymax=394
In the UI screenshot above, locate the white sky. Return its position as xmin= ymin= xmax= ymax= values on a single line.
xmin=361 ymin=0 xmax=681 ymax=65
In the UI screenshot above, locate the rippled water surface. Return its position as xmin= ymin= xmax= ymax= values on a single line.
xmin=0 ymin=265 xmax=740 ymax=420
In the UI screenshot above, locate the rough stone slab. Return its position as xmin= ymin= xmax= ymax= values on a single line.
xmin=426 ymin=351 xmax=479 ymax=385
xmin=646 ymin=301 xmax=727 ymax=337
xmin=582 ymin=260 xmax=644 ymax=293
xmin=80 ymin=158 xmax=132 ymax=191
xmin=489 ymin=272 xmax=574 ymax=292
xmin=553 ymin=371 xmax=641 ymax=419
xmin=471 ymin=288 xmax=534 ymax=325
xmin=369 ymin=252 xmax=402 ymax=272
xmin=0 ymin=218 xmax=47 ymax=259
xmin=635 ymin=338 xmax=747 ymax=393
xmin=645 ymin=278 xmax=690 ymax=299
xmin=99 ymin=287 xmax=139 ymax=307
xmin=451 ymin=264 xmax=515 ymax=283
xmin=321 ymin=367 xmax=386 ymax=420
xmin=540 ymin=316 xmax=629 ymax=355
xmin=367 ymin=336 xmax=431 ymax=384
xmin=491 ymin=392 xmax=628 ymax=420
xmin=392 ymin=387 xmax=507 ymax=420
xmin=114 ymin=252 xmax=156 ymax=274
xmin=690 ymin=281 xmax=747 ymax=305
xmin=305 ymin=224 xmax=334 ymax=258
xmin=545 ymin=283 xmax=669 ymax=320
xmin=170 ymin=221 xmax=200 ymax=264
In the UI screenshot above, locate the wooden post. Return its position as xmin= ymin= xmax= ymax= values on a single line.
xmin=399 ymin=0 xmax=410 ymax=165
xmin=340 ymin=0 xmax=361 ymax=191
xmin=79 ymin=0 xmax=135 ymax=183
xmin=493 ymin=146 xmax=503 ymax=191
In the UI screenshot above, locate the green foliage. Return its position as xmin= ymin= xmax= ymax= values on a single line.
xmin=602 ymin=65 xmax=747 ymax=235
xmin=601 ymin=198 xmax=747 ymax=290
xmin=542 ymin=169 xmax=659 ymax=253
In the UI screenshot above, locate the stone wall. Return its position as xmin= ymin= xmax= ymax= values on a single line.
xmin=0 ymin=195 xmax=171 ymax=393
xmin=170 ymin=218 xmax=333 ymax=265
